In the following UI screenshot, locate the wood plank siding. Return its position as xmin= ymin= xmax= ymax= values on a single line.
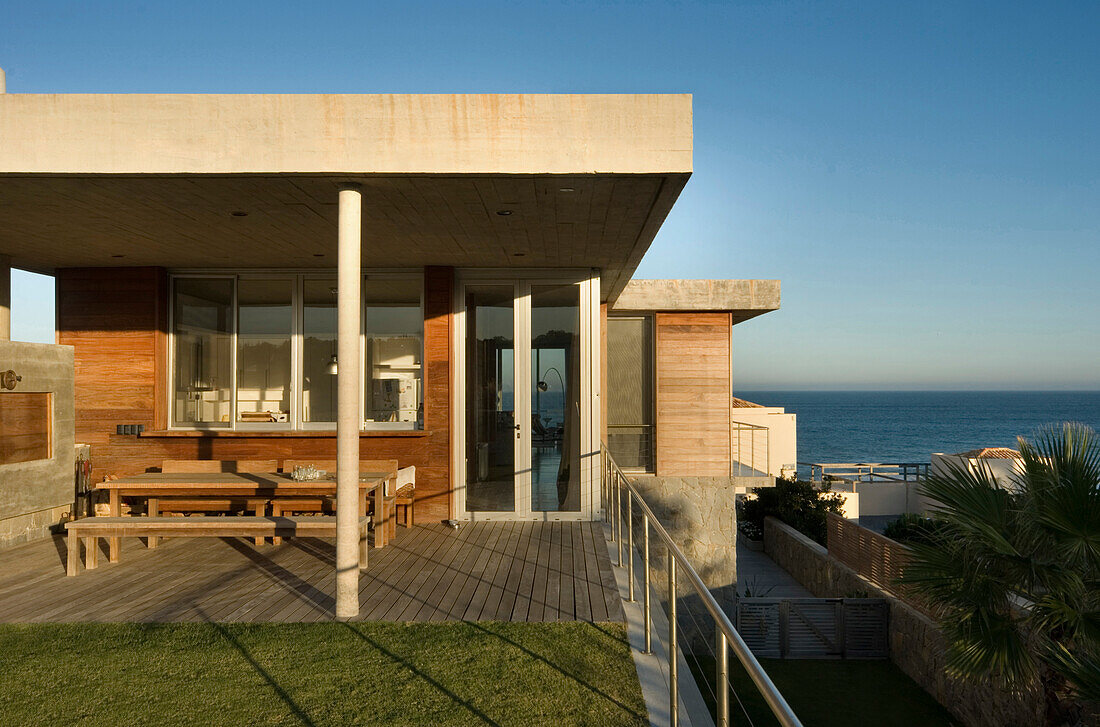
xmin=654 ymin=311 xmax=732 ymax=476
xmin=56 ymin=266 xmax=454 ymax=523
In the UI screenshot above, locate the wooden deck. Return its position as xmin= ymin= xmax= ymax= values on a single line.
xmin=0 ymin=522 xmax=624 ymax=623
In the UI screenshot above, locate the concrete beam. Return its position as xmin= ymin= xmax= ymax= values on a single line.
xmin=610 ymin=279 xmax=780 ymax=319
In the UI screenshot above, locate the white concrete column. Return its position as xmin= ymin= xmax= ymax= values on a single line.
xmin=335 ymin=185 xmax=362 ymax=619
xmin=0 ymin=254 xmax=11 ymax=342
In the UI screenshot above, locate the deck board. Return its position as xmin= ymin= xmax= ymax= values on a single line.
xmin=0 ymin=522 xmax=622 ymax=623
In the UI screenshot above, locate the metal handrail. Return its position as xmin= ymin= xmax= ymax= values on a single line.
xmin=602 ymin=444 xmax=802 ymax=727
xmin=802 ymin=461 xmax=929 ymax=484
xmin=731 ymin=419 xmax=770 ymax=478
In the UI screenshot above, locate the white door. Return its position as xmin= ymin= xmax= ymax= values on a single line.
xmin=457 ymin=275 xmax=596 ymax=520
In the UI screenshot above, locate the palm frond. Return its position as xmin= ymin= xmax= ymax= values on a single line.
xmin=1043 ymin=642 xmax=1100 ymax=703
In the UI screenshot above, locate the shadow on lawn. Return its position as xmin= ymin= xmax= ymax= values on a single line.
xmin=466 ymin=621 xmax=646 ymax=720
xmin=199 ymin=609 xmax=318 ymax=727
xmin=339 ymin=622 xmax=502 ymax=726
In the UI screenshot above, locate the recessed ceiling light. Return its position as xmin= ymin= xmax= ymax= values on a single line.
xmin=558 ymin=187 xmax=575 ymax=193
xmin=230 ymin=211 xmax=248 ymax=217
xmin=496 ymin=210 xmax=513 ymax=216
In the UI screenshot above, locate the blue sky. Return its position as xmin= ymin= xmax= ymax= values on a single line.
xmin=3 ymin=1 xmax=1098 ymax=389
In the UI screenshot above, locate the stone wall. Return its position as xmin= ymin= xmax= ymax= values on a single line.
xmin=628 ymin=475 xmax=738 ymax=654
xmin=630 ymin=475 xmax=737 ymax=594
xmin=763 ymin=517 xmax=1044 ymax=727
xmin=0 ymin=341 xmax=76 ymax=548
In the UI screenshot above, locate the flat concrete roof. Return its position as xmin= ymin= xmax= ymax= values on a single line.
xmin=0 ymin=93 xmax=691 ymax=175
xmin=0 ymin=93 xmax=692 ymax=301
xmin=610 ymin=279 xmax=780 ymax=322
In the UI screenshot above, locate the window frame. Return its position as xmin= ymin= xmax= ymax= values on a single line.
xmin=168 ymin=270 xmax=424 ymax=433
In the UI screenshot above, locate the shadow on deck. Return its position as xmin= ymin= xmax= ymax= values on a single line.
xmin=0 ymin=522 xmax=624 ymax=623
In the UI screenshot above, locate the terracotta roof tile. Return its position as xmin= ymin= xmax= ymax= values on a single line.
xmin=955 ymin=447 xmax=1021 ymax=459
xmin=731 ymin=397 xmax=765 ymax=408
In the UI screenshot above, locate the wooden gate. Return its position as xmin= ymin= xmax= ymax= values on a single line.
xmin=735 ymin=598 xmax=888 ymax=659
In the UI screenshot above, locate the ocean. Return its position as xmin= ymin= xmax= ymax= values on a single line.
xmin=738 ymin=391 xmax=1100 ymax=466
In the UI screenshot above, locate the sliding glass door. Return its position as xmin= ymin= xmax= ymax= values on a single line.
xmin=460 ymin=277 xmax=591 ymax=520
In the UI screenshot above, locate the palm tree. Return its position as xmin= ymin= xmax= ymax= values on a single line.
xmin=901 ymin=422 xmax=1099 ymax=725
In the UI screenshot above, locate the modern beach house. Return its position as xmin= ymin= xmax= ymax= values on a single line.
xmin=0 ymin=86 xmax=791 ymax=621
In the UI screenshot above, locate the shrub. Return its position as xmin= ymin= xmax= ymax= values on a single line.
xmin=738 ymin=478 xmax=845 ymax=545
xmin=882 ymin=513 xmax=948 ymax=546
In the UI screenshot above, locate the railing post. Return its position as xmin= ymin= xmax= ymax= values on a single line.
xmin=610 ymin=469 xmax=618 ymax=543
xmin=627 ymin=491 xmax=635 ymax=601
xmin=617 ymin=474 xmax=624 ymax=568
xmin=669 ymin=554 xmax=678 ymax=727
xmin=717 ymin=629 xmax=729 ymax=727
xmin=601 ymin=448 xmax=608 ymax=522
xmin=642 ymin=514 xmax=652 ymax=654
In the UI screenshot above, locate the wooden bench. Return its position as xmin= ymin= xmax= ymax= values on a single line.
xmin=65 ymin=516 xmax=370 ymax=576
xmin=269 ymin=498 xmax=333 ymax=545
xmin=151 ymin=498 xmax=270 ymax=547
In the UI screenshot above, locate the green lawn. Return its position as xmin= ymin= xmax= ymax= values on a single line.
xmin=0 ymin=622 xmax=647 ymax=727
xmin=687 ymin=654 xmax=960 ymax=727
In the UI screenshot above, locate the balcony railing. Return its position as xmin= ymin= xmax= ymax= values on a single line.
xmin=603 ymin=444 xmax=802 ymax=727
xmin=731 ymin=419 xmax=770 ymax=477
xmin=803 ymin=461 xmax=929 ymax=485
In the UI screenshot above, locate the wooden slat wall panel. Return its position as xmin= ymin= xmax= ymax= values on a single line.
xmin=0 ymin=393 xmax=52 ymax=464
xmin=56 ymin=266 xmax=454 ymax=524
xmin=825 ymin=513 xmax=939 ymax=617
xmin=654 ymin=312 xmax=731 ymax=476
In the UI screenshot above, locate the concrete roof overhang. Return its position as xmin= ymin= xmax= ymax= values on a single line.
xmin=610 ymin=279 xmax=781 ymax=323
xmin=0 ymin=93 xmax=692 ymax=302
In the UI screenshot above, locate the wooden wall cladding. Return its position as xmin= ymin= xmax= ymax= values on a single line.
xmin=56 ymin=266 xmax=454 ymax=523
xmin=0 ymin=392 xmax=52 ymax=464
xmin=654 ymin=312 xmax=732 ymax=477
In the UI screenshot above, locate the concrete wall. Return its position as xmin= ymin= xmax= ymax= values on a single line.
xmin=0 ymin=341 xmax=75 ymax=548
xmin=931 ymin=453 xmax=1024 ymax=490
xmin=762 ymin=517 xmax=1044 ymax=727
xmin=827 ymin=480 xmax=920 ymax=519
xmin=727 ymin=407 xmax=796 ymax=478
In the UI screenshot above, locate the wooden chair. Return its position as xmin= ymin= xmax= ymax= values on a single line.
xmin=394 ymin=466 xmax=415 ymax=527
xmin=279 ymin=459 xmax=398 ymax=545
xmin=160 ymin=459 xmax=278 ymax=473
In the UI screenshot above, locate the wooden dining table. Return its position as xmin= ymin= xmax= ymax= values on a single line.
xmin=94 ymin=470 xmax=395 ymax=562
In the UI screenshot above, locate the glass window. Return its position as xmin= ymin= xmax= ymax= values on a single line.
xmin=607 ymin=316 xmax=655 ymax=471
xmin=302 ymin=279 xmax=337 ymax=423
xmin=170 ymin=273 xmax=423 ymax=431
xmin=173 ymin=278 xmax=233 ymax=426
xmin=531 ymin=283 xmax=581 ymax=512
xmin=464 ymin=285 xmax=515 ymax=512
xmin=236 ymin=278 xmax=293 ymax=425
xmin=364 ymin=278 xmax=423 ymax=429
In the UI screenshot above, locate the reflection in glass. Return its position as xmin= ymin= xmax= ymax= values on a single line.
xmin=365 ymin=279 xmax=423 ymax=428
xmin=302 ymin=279 xmax=337 ymax=423
xmin=531 ymin=284 xmax=581 ymax=511
xmin=606 ymin=316 xmax=655 ymax=471
xmin=465 ymin=285 xmax=515 ymax=512
xmin=236 ymin=279 xmax=293 ymax=424
xmin=173 ymin=278 xmax=233 ymax=425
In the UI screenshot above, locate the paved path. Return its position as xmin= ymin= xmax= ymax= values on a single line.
xmin=735 ymin=542 xmax=813 ymax=598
